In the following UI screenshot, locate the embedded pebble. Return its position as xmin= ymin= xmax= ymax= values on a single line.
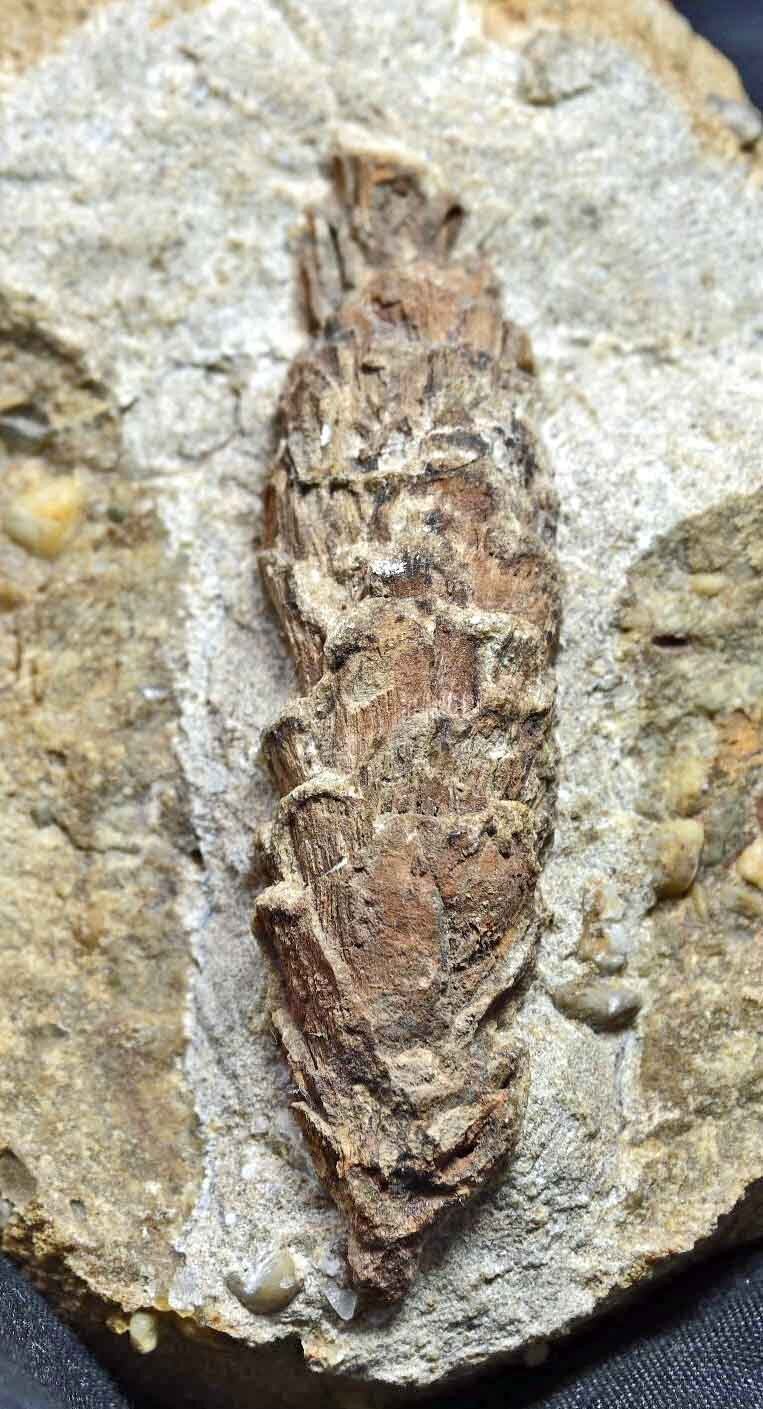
xmin=323 ymin=1281 xmax=358 ymax=1322
xmin=689 ymin=572 xmax=727 ymax=598
xmin=587 ymin=938 xmax=626 ymax=975
xmin=595 ymin=881 xmax=625 ymax=922
xmin=736 ymin=837 xmax=763 ymax=890
xmin=313 ymin=1244 xmax=345 ymax=1279
xmin=577 ymin=881 xmax=628 ymax=971
xmin=0 ymin=406 xmax=51 ymax=449
xmin=4 ymin=473 xmax=86 ymax=559
xmin=226 ymin=1248 xmax=302 ymax=1314
xmin=706 ymin=93 xmax=762 ymax=149
xmin=653 ymin=819 xmax=704 ymax=899
xmin=128 ymin=1310 xmax=159 ymax=1354
xmin=724 ymin=881 xmax=763 ymax=921
xmin=552 ymin=978 xmax=642 ymax=1032
xmin=517 ymin=30 xmax=599 ymax=106
xmin=0 ymin=578 xmax=26 ymax=611
xmin=663 ymin=756 xmax=709 ymax=817
xmin=0 ymin=1148 xmax=38 ymax=1205
xmin=30 ymin=801 xmax=55 ymax=828
xmin=577 ymin=925 xmax=627 ymax=975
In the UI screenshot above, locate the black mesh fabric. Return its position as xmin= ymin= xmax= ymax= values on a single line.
xmin=0 ymin=1259 xmax=127 ymax=1409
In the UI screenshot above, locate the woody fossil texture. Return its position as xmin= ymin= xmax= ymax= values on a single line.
xmin=254 ymin=149 xmax=561 ymax=1300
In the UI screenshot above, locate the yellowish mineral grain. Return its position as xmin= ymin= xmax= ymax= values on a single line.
xmin=663 ymin=756 xmax=709 ymax=816
xmin=726 ymin=882 xmax=763 ymax=921
xmin=654 ymin=819 xmax=704 ymax=899
xmin=736 ymin=837 xmax=763 ymax=890
xmin=128 ymin=1310 xmax=159 ymax=1354
xmin=106 ymin=1313 xmax=130 ymax=1336
xmin=689 ymin=572 xmax=727 ymax=597
xmin=0 ymin=578 xmax=26 ymax=610
xmin=4 ymin=472 xmax=86 ymax=559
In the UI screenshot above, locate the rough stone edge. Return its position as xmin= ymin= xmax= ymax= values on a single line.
xmin=407 ymin=1173 xmax=763 ymax=1404
xmin=9 ymin=1169 xmax=758 ymax=1409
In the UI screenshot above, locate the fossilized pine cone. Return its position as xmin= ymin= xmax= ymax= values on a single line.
xmin=254 ymin=146 xmax=561 ymax=1301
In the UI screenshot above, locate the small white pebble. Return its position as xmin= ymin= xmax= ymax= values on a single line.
xmin=128 ymin=1310 xmax=159 ymax=1354
xmin=320 ymin=422 xmax=332 ymax=447
xmin=374 ymin=557 xmax=406 ymax=578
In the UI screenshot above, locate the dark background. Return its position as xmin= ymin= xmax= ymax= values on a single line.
xmin=2 ymin=4 xmax=762 ymax=1409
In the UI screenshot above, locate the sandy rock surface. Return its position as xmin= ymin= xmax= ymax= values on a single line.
xmin=0 ymin=2 xmax=761 ymax=1404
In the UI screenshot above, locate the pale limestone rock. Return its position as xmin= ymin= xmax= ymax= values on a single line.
xmin=0 ymin=1 xmax=761 ymax=1404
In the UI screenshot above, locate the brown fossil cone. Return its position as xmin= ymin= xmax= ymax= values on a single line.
xmin=254 ymin=147 xmax=561 ymax=1301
